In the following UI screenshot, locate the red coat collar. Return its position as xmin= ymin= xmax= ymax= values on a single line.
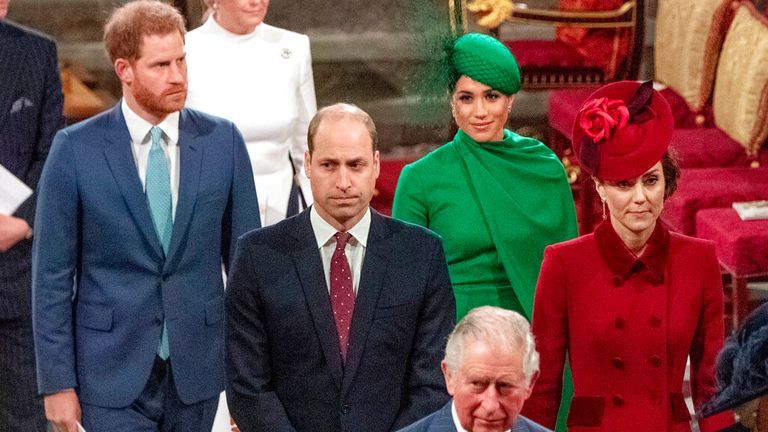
xmin=594 ymin=219 xmax=670 ymax=286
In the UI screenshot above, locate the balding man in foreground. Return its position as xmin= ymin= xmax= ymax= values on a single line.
xmin=398 ymin=306 xmax=551 ymax=432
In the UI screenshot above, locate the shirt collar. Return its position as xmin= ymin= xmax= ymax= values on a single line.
xmin=121 ymin=98 xmax=180 ymax=145
xmin=310 ymin=206 xmax=370 ymax=249
xmin=594 ymin=219 xmax=669 ymax=285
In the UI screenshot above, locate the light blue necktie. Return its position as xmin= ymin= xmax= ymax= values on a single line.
xmin=146 ymin=126 xmax=172 ymax=359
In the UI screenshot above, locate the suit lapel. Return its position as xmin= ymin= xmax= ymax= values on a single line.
xmin=342 ymin=211 xmax=389 ymax=392
xmin=290 ymin=211 xmax=344 ymax=389
xmin=165 ymin=109 xmax=202 ymax=269
xmin=430 ymin=402 xmax=458 ymax=431
xmin=0 ymin=23 xmax=28 ymax=130
xmin=102 ymin=104 xmax=164 ymax=260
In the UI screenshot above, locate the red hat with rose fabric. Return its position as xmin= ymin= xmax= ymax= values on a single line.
xmin=572 ymin=80 xmax=674 ymax=181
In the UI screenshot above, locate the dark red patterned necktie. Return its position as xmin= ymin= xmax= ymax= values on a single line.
xmin=330 ymin=232 xmax=355 ymax=361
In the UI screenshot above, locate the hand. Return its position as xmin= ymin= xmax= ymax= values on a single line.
xmin=44 ymin=389 xmax=81 ymax=432
xmin=0 ymin=214 xmax=30 ymax=252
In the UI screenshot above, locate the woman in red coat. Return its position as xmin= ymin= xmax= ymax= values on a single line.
xmin=522 ymin=81 xmax=733 ymax=431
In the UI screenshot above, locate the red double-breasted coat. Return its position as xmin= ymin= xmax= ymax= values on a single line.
xmin=523 ymin=221 xmax=733 ymax=431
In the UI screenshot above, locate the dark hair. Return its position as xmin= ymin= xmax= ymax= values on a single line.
xmin=103 ymin=0 xmax=186 ymax=64
xmin=307 ymin=103 xmax=378 ymax=154
xmin=661 ymin=151 xmax=680 ymax=199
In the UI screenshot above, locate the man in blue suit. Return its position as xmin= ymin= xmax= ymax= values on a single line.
xmin=32 ymin=1 xmax=259 ymax=431
xmin=397 ymin=307 xmax=550 ymax=432
xmin=226 ymin=103 xmax=455 ymax=432
xmin=0 ymin=1 xmax=64 ymax=429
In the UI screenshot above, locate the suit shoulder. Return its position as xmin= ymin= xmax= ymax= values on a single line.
xmin=2 ymin=20 xmax=57 ymax=46
xmin=380 ymin=213 xmax=442 ymax=245
xmin=515 ymin=415 xmax=553 ymax=432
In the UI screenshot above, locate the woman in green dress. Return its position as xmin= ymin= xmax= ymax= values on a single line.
xmin=392 ymin=33 xmax=578 ymax=321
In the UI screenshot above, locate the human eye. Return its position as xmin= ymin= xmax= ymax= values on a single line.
xmin=616 ymin=180 xmax=632 ymax=189
xmin=644 ymin=175 xmax=659 ymax=185
xmin=485 ymin=92 xmax=501 ymax=101
xmin=457 ymin=94 xmax=472 ymax=103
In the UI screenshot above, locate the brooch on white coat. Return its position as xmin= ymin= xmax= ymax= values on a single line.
xmin=281 ymin=48 xmax=292 ymax=59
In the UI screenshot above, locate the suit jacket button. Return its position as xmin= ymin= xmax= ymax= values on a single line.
xmin=154 ymin=318 xmax=162 ymax=326
xmin=649 ymin=355 xmax=662 ymax=368
xmin=614 ymin=318 xmax=626 ymax=329
xmin=612 ymin=395 xmax=625 ymax=407
xmin=649 ymin=316 xmax=662 ymax=328
xmin=611 ymin=357 xmax=625 ymax=369
xmin=341 ymin=404 xmax=350 ymax=414
xmin=613 ymin=275 xmax=623 ymax=287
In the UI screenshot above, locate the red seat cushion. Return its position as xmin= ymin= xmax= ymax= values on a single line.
xmin=661 ymin=167 xmax=768 ymax=235
xmin=505 ymin=40 xmax=599 ymax=69
xmin=670 ymin=128 xmax=768 ymax=168
xmin=547 ymin=86 xmax=601 ymax=138
xmin=696 ymin=207 xmax=768 ymax=276
xmin=370 ymin=159 xmax=410 ymax=216
xmin=658 ymin=87 xmax=714 ymax=129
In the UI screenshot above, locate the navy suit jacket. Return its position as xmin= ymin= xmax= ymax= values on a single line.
xmin=396 ymin=402 xmax=552 ymax=432
xmin=0 ymin=19 xmax=63 ymax=319
xmin=226 ymin=209 xmax=456 ymax=432
xmin=32 ymin=104 xmax=260 ymax=407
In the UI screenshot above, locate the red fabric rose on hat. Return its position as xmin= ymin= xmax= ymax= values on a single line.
xmin=578 ymin=97 xmax=630 ymax=143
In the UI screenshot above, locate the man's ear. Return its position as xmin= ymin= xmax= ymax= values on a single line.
xmin=373 ymin=150 xmax=380 ymax=179
xmin=114 ymin=58 xmax=133 ymax=85
xmin=524 ymin=370 xmax=540 ymax=400
xmin=303 ymin=151 xmax=312 ymax=179
xmin=441 ymin=360 xmax=455 ymax=397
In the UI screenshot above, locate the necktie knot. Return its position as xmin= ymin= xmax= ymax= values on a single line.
xmin=150 ymin=126 xmax=163 ymax=148
xmin=334 ymin=232 xmax=352 ymax=250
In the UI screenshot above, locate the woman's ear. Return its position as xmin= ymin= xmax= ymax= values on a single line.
xmin=593 ymin=177 xmax=605 ymax=202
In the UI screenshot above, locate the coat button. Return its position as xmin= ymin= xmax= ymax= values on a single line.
xmin=650 ymin=392 xmax=662 ymax=405
xmin=649 ymin=316 xmax=662 ymax=328
xmin=651 ymin=275 xmax=664 ymax=286
xmin=341 ymin=404 xmax=350 ymax=414
xmin=613 ymin=275 xmax=623 ymax=287
xmin=649 ymin=355 xmax=662 ymax=368
xmin=612 ymin=395 xmax=625 ymax=407
xmin=611 ymin=357 xmax=625 ymax=369
xmin=614 ymin=318 xmax=626 ymax=330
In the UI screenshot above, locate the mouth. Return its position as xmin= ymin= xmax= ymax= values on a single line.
xmin=471 ymin=121 xmax=494 ymax=129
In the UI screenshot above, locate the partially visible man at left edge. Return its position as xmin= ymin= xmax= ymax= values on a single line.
xmin=32 ymin=1 xmax=260 ymax=431
xmin=0 ymin=0 xmax=64 ymax=429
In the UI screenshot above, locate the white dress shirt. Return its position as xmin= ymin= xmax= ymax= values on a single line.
xmin=310 ymin=206 xmax=371 ymax=295
xmin=122 ymin=99 xmax=180 ymax=218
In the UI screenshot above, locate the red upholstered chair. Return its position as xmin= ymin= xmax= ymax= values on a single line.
xmin=370 ymin=159 xmax=411 ymax=216
xmin=449 ymin=0 xmax=645 ymax=89
xmin=696 ymin=208 xmax=768 ymax=328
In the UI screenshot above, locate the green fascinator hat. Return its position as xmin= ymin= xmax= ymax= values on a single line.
xmin=452 ymin=33 xmax=521 ymax=96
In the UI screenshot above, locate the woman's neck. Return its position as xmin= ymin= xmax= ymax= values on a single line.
xmin=611 ymin=218 xmax=655 ymax=256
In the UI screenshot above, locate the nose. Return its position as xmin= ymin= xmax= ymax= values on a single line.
xmin=479 ymin=386 xmax=502 ymax=413
xmin=336 ymin=166 xmax=351 ymax=191
xmin=631 ymin=182 xmax=646 ymax=203
xmin=169 ymin=60 xmax=186 ymax=84
xmin=474 ymin=98 xmax=488 ymax=118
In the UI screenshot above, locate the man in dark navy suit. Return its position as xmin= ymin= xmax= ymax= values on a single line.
xmin=32 ymin=1 xmax=259 ymax=431
xmin=0 ymin=0 xmax=64 ymax=429
xmin=397 ymin=307 xmax=550 ymax=432
xmin=226 ymin=103 xmax=455 ymax=432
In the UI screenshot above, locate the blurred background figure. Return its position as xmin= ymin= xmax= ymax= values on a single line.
xmin=0 ymin=0 xmax=64 ymax=429
xmin=700 ymin=302 xmax=768 ymax=432
xmin=186 ymin=0 xmax=317 ymax=226
xmin=525 ymin=81 xmax=732 ymax=431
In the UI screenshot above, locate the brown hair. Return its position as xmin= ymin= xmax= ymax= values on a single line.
xmin=103 ymin=0 xmax=186 ymax=64
xmin=661 ymin=151 xmax=680 ymax=199
xmin=307 ymin=103 xmax=378 ymax=154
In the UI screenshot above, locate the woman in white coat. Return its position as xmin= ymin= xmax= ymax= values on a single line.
xmin=186 ymin=0 xmax=317 ymax=226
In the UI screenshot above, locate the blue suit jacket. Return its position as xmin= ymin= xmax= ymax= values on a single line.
xmin=226 ymin=209 xmax=456 ymax=432
xmin=32 ymin=104 xmax=260 ymax=407
xmin=0 ymin=20 xmax=63 ymax=319
xmin=396 ymin=401 xmax=553 ymax=432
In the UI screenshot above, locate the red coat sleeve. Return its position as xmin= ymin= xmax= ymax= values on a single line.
xmin=523 ymin=245 xmax=568 ymax=428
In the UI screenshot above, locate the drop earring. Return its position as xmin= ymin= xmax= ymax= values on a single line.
xmin=601 ymin=197 xmax=607 ymax=220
